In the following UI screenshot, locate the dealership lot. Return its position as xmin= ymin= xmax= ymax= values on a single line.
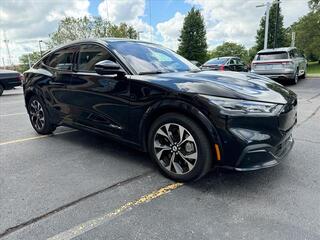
xmin=1 ymin=78 xmax=320 ymax=240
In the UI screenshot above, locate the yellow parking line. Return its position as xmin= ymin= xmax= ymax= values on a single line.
xmin=0 ymin=112 xmax=26 ymax=117
xmin=0 ymin=130 xmax=77 ymax=146
xmin=47 ymin=182 xmax=183 ymax=240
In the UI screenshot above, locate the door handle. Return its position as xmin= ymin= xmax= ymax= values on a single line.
xmin=49 ymin=81 xmax=65 ymax=86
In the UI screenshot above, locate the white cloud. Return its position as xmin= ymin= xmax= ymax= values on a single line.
xmin=0 ymin=0 xmax=90 ymax=65
xmin=185 ymin=0 xmax=309 ymax=48
xmin=98 ymin=0 xmax=145 ymax=23
xmin=156 ymin=12 xmax=185 ymax=50
xmin=98 ymin=0 xmax=153 ymax=41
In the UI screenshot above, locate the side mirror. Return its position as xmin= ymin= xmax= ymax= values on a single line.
xmin=95 ymin=60 xmax=125 ymax=76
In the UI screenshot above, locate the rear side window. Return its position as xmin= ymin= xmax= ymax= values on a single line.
xmin=204 ymin=58 xmax=228 ymax=65
xmin=77 ymin=44 xmax=116 ymax=72
xmin=256 ymin=52 xmax=288 ymax=60
xmin=45 ymin=47 xmax=75 ymax=70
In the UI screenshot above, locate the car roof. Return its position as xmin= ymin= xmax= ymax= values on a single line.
xmin=0 ymin=69 xmax=19 ymax=74
xmin=54 ymin=38 xmax=158 ymax=49
xmin=208 ymin=56 xmax=239 ymax=60
xmin=257 ymin=47 xmax=296 ymax=54
xmin=42 ymin=38 xmax=162 ymax=57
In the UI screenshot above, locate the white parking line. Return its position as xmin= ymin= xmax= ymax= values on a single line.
xmin=0 ymin=112 xmax=27 ymax=117
xmin=47 ymin=182 xmax=183 ymax=240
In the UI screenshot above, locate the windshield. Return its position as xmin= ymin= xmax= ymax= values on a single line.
xmin=256 ymin=52 xmax=288 ymax=61
xmin=109 ymin=41 xmax=199 ymax=74
xmin=204 ymin=58 xmax=228 ymax=65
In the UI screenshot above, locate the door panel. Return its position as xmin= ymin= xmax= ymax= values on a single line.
xmin=69 ymin=44 xmax=130 ymax=136
xmin=40 ymin=46 xmax=77 ymax=124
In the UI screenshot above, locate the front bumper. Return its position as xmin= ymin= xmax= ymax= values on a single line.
xmin=233 ymin=134 xmax=294 ymax=171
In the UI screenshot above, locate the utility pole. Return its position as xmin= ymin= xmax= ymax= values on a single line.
xmin=2 ymin=58 xmax=6 ymax=69
xmin=39 ymin=40 xmax=43 ymax=57
xmin=149 ymin=0 xmax=152 ymax=42
xmin=273 ymin=1 xmax=280 ymax=48
xmin=256 ymin=1 xmax=280 ymax=50
xmin=291 ymin=32 xmax=296 ymax=47
xmin=3 ymin=31 xmax=12 ymax=66
xmin=27 ymin=54 xmax=32 ymax=68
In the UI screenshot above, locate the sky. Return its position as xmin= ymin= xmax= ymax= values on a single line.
xmin=0 ymin=0 xmax=310 ymax=65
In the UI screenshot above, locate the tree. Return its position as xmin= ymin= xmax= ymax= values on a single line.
xmin=48 ymin=16 xmax=138 ymax=47
xmin=177 ymin=7 xmax=208 ymax=64
xmin=255 ymin=3 xmax=289 ymax=50
xmin=209 ymin=42 xmax=247 ymax=60
xmin=308 ymin=0 xmax=320 ymax=11
xmin=289 ymin=11 xmax=320 ymax=61
xmin=17 ymin=51 xmax=42 ymax=73
xmin=107 ymin=23 xmax=138 ymax=39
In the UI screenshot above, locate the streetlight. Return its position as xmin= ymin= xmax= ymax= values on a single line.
xmin=38 ymin=40 xmax=43 ymax=57
xmin=256 ymin=1 xmax=280 ymax=49
xmin=137 ymin=31 xmax=143 ymax=40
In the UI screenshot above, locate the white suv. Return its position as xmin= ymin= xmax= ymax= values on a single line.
xmin=251 ymin=47 xmax=307 ymax=84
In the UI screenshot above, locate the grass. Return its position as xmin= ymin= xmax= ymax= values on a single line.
xmin=307 ymin=61 xmax=320 ymax=76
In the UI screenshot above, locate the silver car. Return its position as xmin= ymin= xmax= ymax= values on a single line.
xmin=251 ymin=47 xmax=307 ymax=84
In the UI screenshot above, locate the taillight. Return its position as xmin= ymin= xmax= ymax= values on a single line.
xmin=219 ymin=65 xmax=225 ymax=71
xmin=282 ymin=61 xmax=293 ymax=66
xmin=19 ymin=74 xmax=24 ymax=82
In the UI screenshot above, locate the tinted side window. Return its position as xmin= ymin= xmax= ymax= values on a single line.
xmin=77 ymin=44 xmax=116 ymax=72
xmin=229 ymin=59 xmax=236 ymax=65
xmin=46 ymin=47 xmax=75 ymax=70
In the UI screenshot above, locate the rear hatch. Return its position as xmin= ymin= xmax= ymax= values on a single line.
xmin=251 ymin=51 xmax=292 ymax=73
xmin=201 ymin=58 xmax=228 ymax=71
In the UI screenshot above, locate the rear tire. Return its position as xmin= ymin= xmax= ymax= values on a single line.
xmin=0 ymin=84 xmax=4 ymax=96
xmin=27 ymin=95 xmax=56 ymax=135
xmin=290 ymin=69 xmax=299 ymax=85
xmin=148 ymin=113 xmax=212 ymax=182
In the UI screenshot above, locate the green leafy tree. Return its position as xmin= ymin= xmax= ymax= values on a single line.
xmin=177 ymin=7 xmax=208 ymax=63
xmin=208 ymin=42 xmax=252 ymax=64
xmin=17 ymin=51 xmax=42 ymax=73
xmin=256 ymin=3 xmax=289 ymax=50
xmin=308 ymin=0 xmax=320 ymax=11
xmin=107 ymin=23 xmax=138 ymax=39
xmin=48 ymin=16 xmax=138 ymax=47
xmin=289 ymin=11 xmax=320 ymax=61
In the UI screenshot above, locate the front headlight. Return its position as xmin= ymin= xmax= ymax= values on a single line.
xmin=202 ymin=95 xmax=283 ymax=116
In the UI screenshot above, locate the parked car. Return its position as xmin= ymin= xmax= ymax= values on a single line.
xmin=0 ymin=70 xmax=22 ymax=96
xmin=201 ymin=57 xmax=248 ymax=72
xmin=23 ymin=39 xmax=297 ymax=181
xmin=251 ymin=47 xmax=307 ymax=84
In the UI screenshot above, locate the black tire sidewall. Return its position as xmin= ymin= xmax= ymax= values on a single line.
xmin=148 ymin=113 xmax=212 ymax=182
xmin=0 ymin=85 xmax=4 ymax=96
xmin=28 ymin=95 xmax=55 ymax=134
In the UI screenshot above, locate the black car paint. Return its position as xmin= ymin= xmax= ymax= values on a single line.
xmin=202 ymin=57 xmax=247 ymax=72
xmin=23 ymin=39 xmax=297 ymax=170
xmin=0 ymin=70 xmax=21 ymax=90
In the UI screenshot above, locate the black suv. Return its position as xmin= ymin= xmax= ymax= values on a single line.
xmin=0 ymin=70 xmax=22 ymax=96
xmin=23 ymin=39 xmax=297 ymax=181
xmin=201 ymin=57 xmax=248 ymax=72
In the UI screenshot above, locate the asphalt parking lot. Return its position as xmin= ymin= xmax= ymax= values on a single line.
xmin=1 ymin=77 xmax=320 ymax=240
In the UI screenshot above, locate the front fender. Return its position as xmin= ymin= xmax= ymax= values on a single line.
xmin=139 ymin=99 xmax=223 ymax=158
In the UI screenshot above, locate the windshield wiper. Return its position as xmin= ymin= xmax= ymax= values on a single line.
xmin=138 ymin=70 xmax=172 ymax=75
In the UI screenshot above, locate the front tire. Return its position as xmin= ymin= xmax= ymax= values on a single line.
xmin=148 ymin=113 xmax=212 ymax=182
xmin=27 ymin=95 xmax=56 ymax=135
xmin=0 ymin=84 xmax=4 ymax=96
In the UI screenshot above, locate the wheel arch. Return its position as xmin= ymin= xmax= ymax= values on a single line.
xmin=140 ymin=99 xmax=223 ymax=161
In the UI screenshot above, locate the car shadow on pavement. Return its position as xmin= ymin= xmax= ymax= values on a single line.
xmin=189 ymin=163 xmax=288 ymax=196
xmin=52 ymin=128 xmax=154 ymax=169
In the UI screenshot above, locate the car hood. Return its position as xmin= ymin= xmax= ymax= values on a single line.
xmin=133 ymin=71 xmax=296 ymax=104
